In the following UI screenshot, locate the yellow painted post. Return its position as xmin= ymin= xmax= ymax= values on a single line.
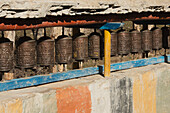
xmin=104 ymin=30 xmax=111 ymax=77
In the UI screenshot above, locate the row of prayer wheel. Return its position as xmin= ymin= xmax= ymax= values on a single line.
xmin=0 ymin=26 xmax=169 ymax=72
xmin=0 ymin=32 xmax=101 ymax=72
xmin=111 ymin=27 xmax=170 ymax=56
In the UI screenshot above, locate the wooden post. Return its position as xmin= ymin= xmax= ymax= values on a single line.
xmin=143 ymin=24 xmax=148 ymax=30
xmin=72 ymin=28 xmax=80 ymax=36
xmin=104 ymin=30 xmax=111 ymax=77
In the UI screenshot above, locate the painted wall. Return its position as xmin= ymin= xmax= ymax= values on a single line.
xmin=0 ymin=63 xmax=169 ymax=113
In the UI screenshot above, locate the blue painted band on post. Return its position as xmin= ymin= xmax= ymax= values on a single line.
xmin=100 ymin=23 xmax=124 ymax=30
xmin=0 ymin=55 xmax=169 ymax=92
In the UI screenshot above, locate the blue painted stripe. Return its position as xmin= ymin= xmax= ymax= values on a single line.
xmin=0 ymin=56 xmax=166 ymax=92
xmin=0 ymin=67 xmax=99 ymax=92
xmin=99 ymin=56 xmax=165 ymax=72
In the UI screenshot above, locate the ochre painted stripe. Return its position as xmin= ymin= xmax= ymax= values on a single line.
xmin=6 ymin=99 xmax=23 ymax=113
xmin=56 ymin=86 xmax=92 ymax=113
xmin=0 ymin=104 xmax=5 ymax=113
xmin=133 ymin=71 xmax=157 ymax=113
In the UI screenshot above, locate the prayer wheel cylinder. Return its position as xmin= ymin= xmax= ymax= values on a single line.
xmin=0 ymin=38 xmax=13 ymax=71
xmin=130 ymin=30 xmax=142 ymax=53
xmin=141 ymin=30 xmax=152 ymax=52
xmin=73 ymin=34 xmax=88 ymax=61
xmin=152 ymin=28 xmax=162 ymax=50
xmin=55 ymin=35 xmax=72 ymax=64
xmin=117 ymin=31 xmax=131 ymax=55
xmin=16 ymin=37 xmax=36 ymax=68
xmin=88 ymin=32 xmax=100 ymax=59
xmin=37 ymin=36 xmax=54 ymax=66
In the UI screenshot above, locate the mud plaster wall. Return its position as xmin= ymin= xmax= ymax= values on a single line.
xmin=0 ymin=63 xmax=169 ymax=113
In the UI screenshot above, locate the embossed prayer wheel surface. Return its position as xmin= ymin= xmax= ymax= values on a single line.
xmin=73 ymin=35 xmax=88 ymax=61
xmin=130 ymin=30 xmax=142 ymax=53
xmin=117 ymin=31 xmax=131 ymax=55
xmin=16 ymin=37 xmax=36 ymax=68
xmin=162 ymin=27 xmax=169 ymax=49
xmin=88 ymin=32 xmax=100 ymax=59
xmin=111 ymin=32 xmax=117 ymax=56
xmin=141 ymin=30 xmax=152 ymax=52
xmin=37 ymin=36 xmax=54 ymax=66
xmin=152 ymin=28 xmax=162 ymax=50
xmin=55 ymin=35 xmax=72 ymax=64
xmin=0 ymin=38 xmax=13 ymax=71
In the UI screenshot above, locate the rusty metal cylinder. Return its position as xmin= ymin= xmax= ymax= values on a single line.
xmin=141 ymin=30 xmax=152 ymax=52
xmin=16 ymin=37 xmax=36 ymax=68
xmin=162 ymin=27 xmax=170 ymax=49
xmin=55 ymin=35 xmax=72 ymax=64
xmin=152 ymin=28 xmax=162 ymax=50
xmin=73 ymin=34 xmax=88 ymax=61
xmin=111 ymin=32 xmax=117 ymax=56
xmin=37 ymin=37 xmax=54 ymax=66
xmin=130 ymin=30 xmax=142 ymax=53
xmin=117 ymin=31 xmax=131 ymax=55
xmin=88 ymin=32 xmax=100 ymax=59
xmin=0 ymin=38 xmax=13 ymax=71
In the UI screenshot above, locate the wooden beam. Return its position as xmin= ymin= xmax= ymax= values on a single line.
xmin=0 ymin=55 xmax=167 ymax=92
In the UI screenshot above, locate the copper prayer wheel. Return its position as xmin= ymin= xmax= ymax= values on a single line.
xmin=0 ymin=38 xmax=13 ymax=71
xmin=162 ymin=27 xmax=169 ymax=49
xmin=55 ymin=35 xmax=72 ymax=64
xmin=16 ymin=36 xmax=36 ymax=68
xmin=111 ymin=32 xmax=117 ymax=56
xmin=141 ymin=30 xmax=152 ymax=52
xmin=152 ymin=28 xmax=162 ymax=50
xmin=37 ymin=36 xmax=54 ymax=66
xmin=88 ymin=32 xmax=100 ymax=59
xmin=117 ymin=30 xmax=131 ymax=55
xmin=73 ymin=34 xmax=88 ymax=61
xmin=130 ymin=30 xmax=142 ymax=53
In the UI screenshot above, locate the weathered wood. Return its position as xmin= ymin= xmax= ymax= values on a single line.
xmin=72 ymin=28 xmax=80 ymax=36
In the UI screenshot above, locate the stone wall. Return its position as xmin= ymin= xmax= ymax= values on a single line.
xmin=0 ymin=63 xmax=169 ymax=113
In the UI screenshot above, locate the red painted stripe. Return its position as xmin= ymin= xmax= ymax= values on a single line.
xmin=56 ymin=86 xmax=92 ymax=113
